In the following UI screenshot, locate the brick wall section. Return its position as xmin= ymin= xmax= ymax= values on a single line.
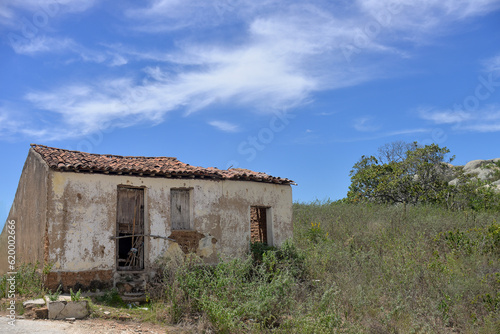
xmin=168 ymin=230 xmax=205 ymax=253
xmin=250 ymin=207 xmax=267 ymax=244
xmin=45 ymin=270 xmax=113 ymax=292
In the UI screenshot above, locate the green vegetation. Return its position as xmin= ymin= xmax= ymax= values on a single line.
xmin=94 ymin=288 xmax=126 ymax=307
xmin=347 ymin=141 xmax=500 ymax=211
xmin=0 ymin=262 xmax=50 ymax=299
xmin=139 ymin=202 xmax=498 ymax=333
xmin=47 ymin=285 xmax=62 ymax=301
xmin=70 ymin=288 xmax=83 ymax=302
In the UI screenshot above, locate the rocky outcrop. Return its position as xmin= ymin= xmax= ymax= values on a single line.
xmin=448 ymin=158 xmax=500 ymax=191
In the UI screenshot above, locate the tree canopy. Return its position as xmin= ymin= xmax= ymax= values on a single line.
xmin=347 ymin=142 xmax=454 ymax=205
xmin=346 ymin=141 xmax=500 ymax=211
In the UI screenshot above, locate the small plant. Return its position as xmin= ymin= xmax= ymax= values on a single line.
xmin=95 ymin=288 xmax=125 ymax=307
xmin=70 ymin=288 xmax=82 ymax=301
xmin=48 ymin=285 xmax=62 ymax=301
xmin=306 ymin=222 xmax=328 ymax=243
xmin=250 ymin=241 xmax=276 ymax=263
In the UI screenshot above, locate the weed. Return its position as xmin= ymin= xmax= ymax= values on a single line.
xmin=70 ymin=288 xmax=82 ymax=302
xmin=48 ymin=285 xmax=62 ymax=301
xmin=95 ymin=288 xmax=126 ymax=307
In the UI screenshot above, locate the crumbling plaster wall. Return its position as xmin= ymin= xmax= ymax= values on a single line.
xmin=47 ymin=172 xmax=293 ymax=273
xmin=0 ymin=149 xmax=49 ymax=274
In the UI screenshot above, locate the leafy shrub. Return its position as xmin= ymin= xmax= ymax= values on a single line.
xmin=250 ymin=241 xmax=276 ymax=263
xmin=305 ymin=222 xmax=328 ymax=243
xmin=156 ymin=242 xmax=308 ymax=332
xmin=95 ymin=288 xmax=125 ymax=307
xmin=0 ymin=262 xmax=50 ymax=298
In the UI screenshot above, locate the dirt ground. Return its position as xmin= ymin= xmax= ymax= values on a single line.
xmin=0 ymin=316 xmax=195 ymax=334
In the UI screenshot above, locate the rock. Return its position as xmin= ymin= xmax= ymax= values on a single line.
xmin=48 ymin=301 xmax=90 ymax=320
xmin=464 ymin=159 xmax=490 ymax=172
xmin=23 ymin=299 xmax=46 ymax=309
xmin=103 ymin=311 xmax=111 ymax=315
xmin=447 ymin=158 xmax=500 ymax=186
xmin=468 ymin=168 xmax=494 ymax=180
xmin=35 ymin=307 xmax=48 ymax=319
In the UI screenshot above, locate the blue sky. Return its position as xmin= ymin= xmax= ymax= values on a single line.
xmin=1 ymin=0 xmax=500 ymax=225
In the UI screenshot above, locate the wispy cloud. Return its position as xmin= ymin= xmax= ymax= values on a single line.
xmin=12 ymin=36 xmax=75 ymax=55
xmin=208 ymin=120 xmax=240 ymax=133
xmin=6 ymin=0 xmax=500 ymax=140
xmin=334 ymin=128 xmax=431 ymax=143
xmin=419 ymin=108 xmax=472 ymax=124
xmin=0 ymin=0 xmax=99 ymax=28
xmin=419 ymin=105 xmax=500 ymax=133
xmin=357 ymin=0 xmax=500 ymax=33
xmin=315 ymin=112 xmax=336 ymax=116
xmin=353 ymin=116 xmax=380 ymax=132
xmin=11 ymin=36 xmax=129 ymax=66
xmin=484 ymin=53 xmax=500 ymax=74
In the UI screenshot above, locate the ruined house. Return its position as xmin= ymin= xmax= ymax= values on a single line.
xmin=0 ymin=144 xmax=294 ymax=295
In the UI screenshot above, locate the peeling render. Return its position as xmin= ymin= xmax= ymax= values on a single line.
xmin=46 ymin=172 xmax=292 ymax=271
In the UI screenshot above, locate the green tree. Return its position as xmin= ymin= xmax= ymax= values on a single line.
xmin=347 ymin=142 xmax=454 ymax=205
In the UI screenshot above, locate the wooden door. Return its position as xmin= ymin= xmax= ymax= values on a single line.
xmin=116 ymin=187 xmax=144 ymax=271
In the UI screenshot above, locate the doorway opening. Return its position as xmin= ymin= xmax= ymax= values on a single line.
xmin=250 ymin=206 xmax=272 ymax=246
xmin=116 ymin=187 xmax=144 ymax=271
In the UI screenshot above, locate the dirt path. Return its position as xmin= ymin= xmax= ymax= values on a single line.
xmin=0 ymin=316 xmax=193 ymax=333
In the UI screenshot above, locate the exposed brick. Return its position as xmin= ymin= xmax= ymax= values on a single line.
xmin=45 ymin=270 xmax=113 ymax=292
xmin=168 ymin=230 xmax=205 ymax=253
xmin=250 ymin=207 xmax=267 ymax=244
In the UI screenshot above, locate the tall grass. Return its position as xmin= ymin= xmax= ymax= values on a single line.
xmin=292 ymin=201 xmax=500 ymax=333
xmin=0 ymin=262 xmax=48 ymax=299
xmin=153 ymin=201 xmax=500 ymax=333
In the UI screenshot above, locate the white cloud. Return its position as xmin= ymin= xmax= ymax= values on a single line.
xmin=11 ymin=35 xmax=75 ymax=55
xmin=357 ymin=0 xmax=500 ymax=32
xmin=126 ymin=0 xmax=285 ymax=32
xmin=10 ymin=35 xmax=129 ymax=66
xmin=22 ymin=34 xmax=317 ymax=139
xmin=8 ymin=0 xmax=500 ymax=140
xmin=484 ymin=54 xmax=500 ymax=74
xmin=419 ymin=108 xmax=472 ymax=124
xmin=208 ymin=120 xmax=240 ymax=133
xmin=419 ymin=105 xmax=500 ymax=133
xmin=0 ymin=0 xmax=99 ymax=29
xmin=353 ymin=116 xmax=380 ymax=132
xmin=333 ymin=128 xmax=431 ymax=143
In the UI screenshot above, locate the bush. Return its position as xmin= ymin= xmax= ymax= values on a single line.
xmin=95 ymin=288 xmax=126 ymax=307
xmin=0 ymin=262 xmax=49 ymax=299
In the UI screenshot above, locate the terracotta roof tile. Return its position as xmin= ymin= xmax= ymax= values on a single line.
xmin=30 ymin=144 xmax=295 ymax=185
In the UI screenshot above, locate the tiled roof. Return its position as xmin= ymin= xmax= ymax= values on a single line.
xmin=30 ymin=144 xmax=295 ymax=185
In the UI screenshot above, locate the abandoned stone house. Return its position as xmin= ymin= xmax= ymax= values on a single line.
xmin=0 ymin=144 xmax=294 ymax=294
